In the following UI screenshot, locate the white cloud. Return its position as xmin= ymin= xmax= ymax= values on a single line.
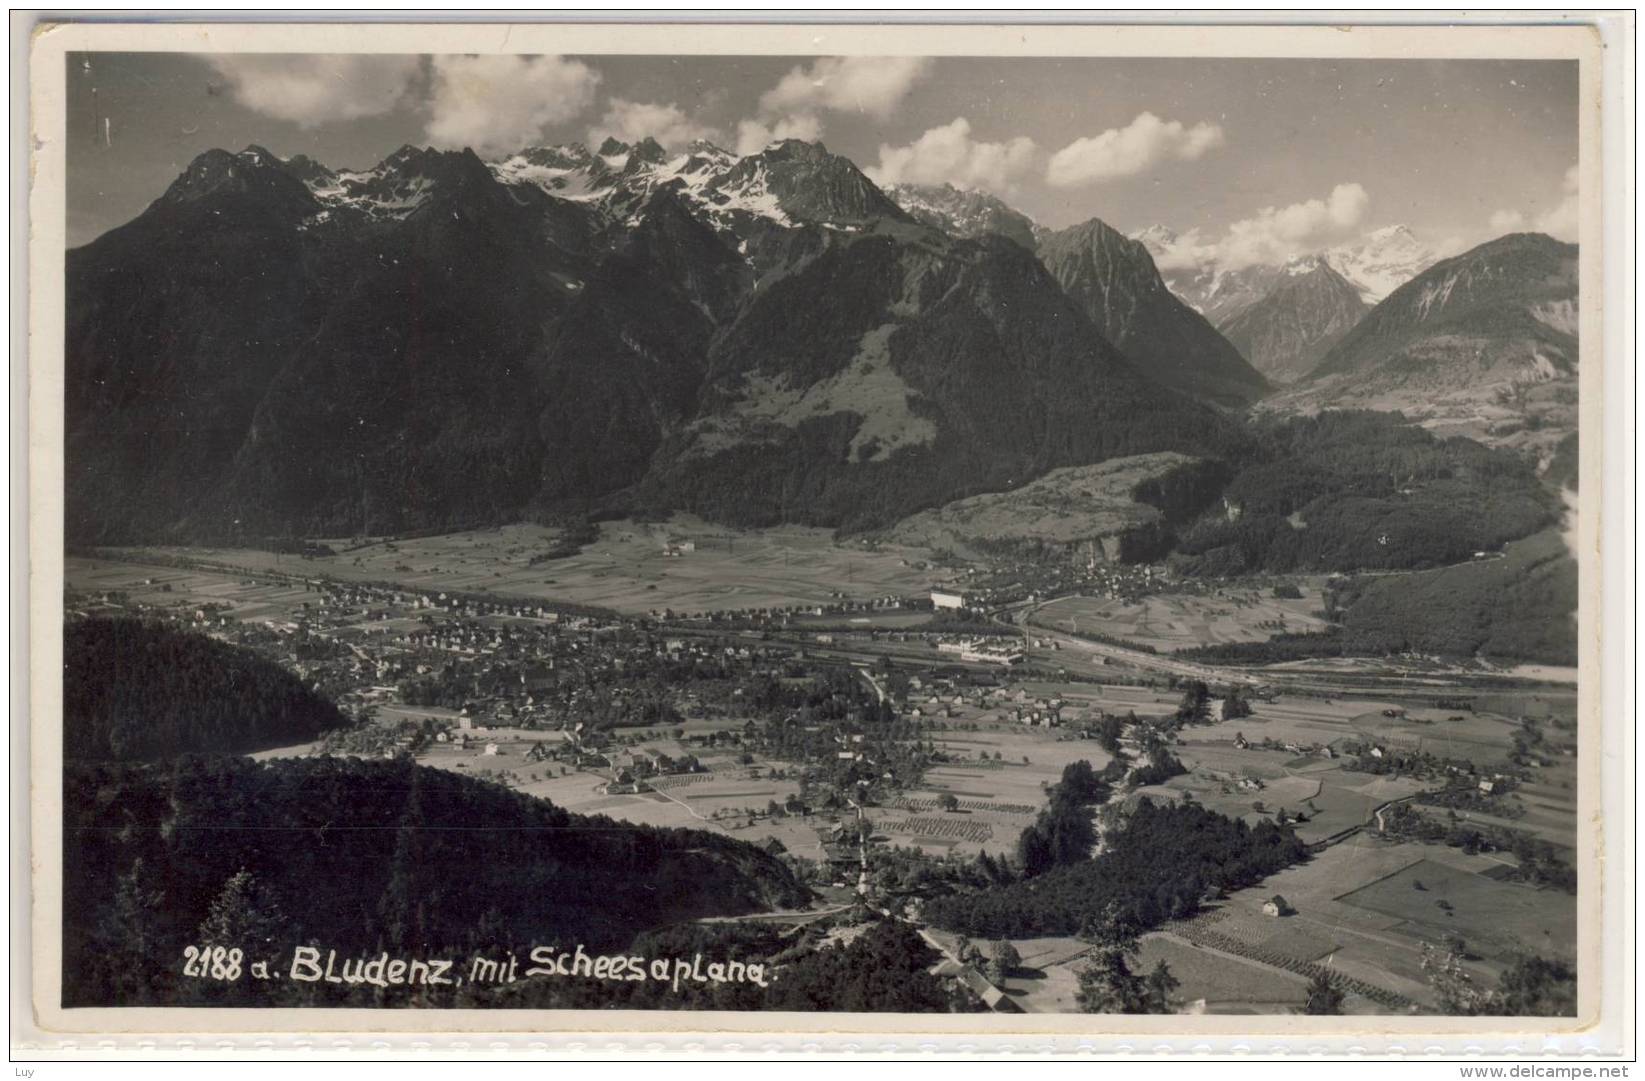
xmin=1046 ymin=112 xmax=1225 ymax=187
xmin=1487 ymin=164 xmax=1578 ymax=243
xmin=1145 ymin=227 xmax=1218 ymax=272
xmin=589 ymin=99 xmax=720 ymax=151
xmin=424 ymin=55 xmax=600 ymax=156
xmin=205 ymin=54 xmax=422 ymax=129
xmin=732 ymin=56 xmax=932 ymax=156
xmin=759 ymin=56 xmax=932 ymax=120
xmin=1536 ymin=164 xmax=1579 ymax=241
xmin=734 ymin=113 xmax=823 ymax=156
xmin=865 ymin=118 xmax=1037 ymax=193
xmin=1216 ymin=182 xmax=1370 ymax=269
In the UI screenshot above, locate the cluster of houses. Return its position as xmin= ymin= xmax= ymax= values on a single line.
xmin=599 ymin=746 xmax=708 ymax=794
xmin=891 ymin=678 xmax=1093 ymax=730
xmin=649 ymin=593 xmax=912 ymax=627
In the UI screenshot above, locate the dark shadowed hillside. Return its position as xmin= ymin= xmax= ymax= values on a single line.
xmin=1266 ymin=234 xmax=1578 ymax=457
xmin=66 ymin=141 xmax=1256 ymax=544
xmin=64 ymin=617 xmax=348 ymax=760
xmin=1038 ymin=218 xmax=1269 ymax=407
xmin=1218 ymin=258 xmax=1370 ymax=384
xmin=62 ymin=755 xmax=810 ymax=1006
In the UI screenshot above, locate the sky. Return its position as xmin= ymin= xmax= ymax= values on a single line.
xmin=64 ymin=52 xmax=1578 ymax=263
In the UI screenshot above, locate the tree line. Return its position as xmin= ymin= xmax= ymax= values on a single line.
xmin=64 ymin=617 xmax=348 ymax=761
xmin=923 ymin=797 xmax=1310 ymax=939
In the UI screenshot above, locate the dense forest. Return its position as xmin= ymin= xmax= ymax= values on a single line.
xmin=922 ymin=798 xmax=1309 ymax=939
xmin=1176 ymin=529 xmax=1577 ymax=667
xmin=758 ymin=918 xmax=968 ymax=1012
xmin=1336 ymin=529 xmax=1577 ymax=665
xmin=63 ymin=617 xmax=349 ymax=761
xmin=1168 ymin=412 xmax=1558 ymax=576
xmin=61 ymin=756 xmax=808 ymax=1007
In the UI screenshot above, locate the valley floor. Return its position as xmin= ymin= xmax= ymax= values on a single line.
xmin=64 ymin=523 xmax=1579 ymax=1017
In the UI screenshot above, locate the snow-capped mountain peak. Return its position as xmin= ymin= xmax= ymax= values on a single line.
xmin=1325 ymin=225 xmax=1438 ymax=304
xmin=884 ymin=182 xmax=1042 ymax=250
xmin=1128 ymin=223 xmax=1181 ymax=250
xmin=1132 ymin=221 xmax=1438 ymax=316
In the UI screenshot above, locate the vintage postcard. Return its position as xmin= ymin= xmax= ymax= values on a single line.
xmin=17 ymin=15 xmax=1633 ymax=1055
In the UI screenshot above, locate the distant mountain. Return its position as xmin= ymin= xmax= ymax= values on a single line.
xmin=1268 ymin=233 xmax=1578 ymax=454
xmin=1132 ymin=223 xmax=1439 ymax=323
xmin=883 ymin=182 xmax=1043 ymax=251
xmin=1129 ymin=225 xmax=1286 ymax=325
xmin=67 ymin=140 xmax=1239 ymax=543
xmin=1038 ymin=218 xmax=1269 ymax=407
xmin=1218 ymin=257 xmax=1371 ymax=384
xmin=1326 ymin=225 xmax=1442 ymax=305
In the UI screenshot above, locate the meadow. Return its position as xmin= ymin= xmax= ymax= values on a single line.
xmin=1030 ymin=585 xmax=1332 ymax=652
xmin=116 ymin=516 xmax=941 ymax=616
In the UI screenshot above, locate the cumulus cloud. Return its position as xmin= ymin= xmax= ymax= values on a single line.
xmin=589 ymin=99 xmax=720 ymax=151
xmin=1536 ymin=165 xmax=1579 ymax=241
xmin=734 ymin=113 xmax=824 ymax=156
xmin=1046 ymin=112 xmax=1225 ymax=187
xmin=865 ymin=118 xmax=1037 ymax=193
xmin=731 ymin=56 xmax=932 ymax=156
xmin=1216 ymin=182 xmax=1370 ymax=269
xmin=1144 ymin=228 xmax=1218 ymax=273
xmin=205 ymin=54 xmax=422 ymax=129
xmin=424 ymin=55 xmax=600 ymax=156
xmin=1488 ymin=165 xmax=1578 ymax=243
xmin=759 ymin=56 xmax=932 ymax=121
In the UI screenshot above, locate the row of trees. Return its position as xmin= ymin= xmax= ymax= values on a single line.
xmin=1015 ymin=760 xmax=1112 ymax=878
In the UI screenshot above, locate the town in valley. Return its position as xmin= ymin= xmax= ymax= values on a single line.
xmin=59 ymin=50 xmax=1583 ymax=1018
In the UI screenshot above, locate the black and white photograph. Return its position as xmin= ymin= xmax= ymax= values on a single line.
xmin=20 ymin=17 xmax=1627 ymax=1047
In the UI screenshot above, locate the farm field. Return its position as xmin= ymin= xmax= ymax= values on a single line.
xmin=1161 ymin=837 xmax=1576 ymax=1011
xmin=1494 ymin=759 xmax=1579 ymax=852
xmin=66 ymin=557 xmax=319 ymax=623
xmin=1133 ymin=933 xmax=1314 ymax=1014
xmin=867 ymin=720 xmax=1115 ymax=858
xmin=284 ymin=717 xmax=838 ymax=861
xmin=1337 ymin=858 xmax=1571 ymax=958
xmin=1131 ymin=743 xmax=1430 ymax=846
xmin=113 ymin=515 xmax=942 ymax=616
xmin=1029 ymin=585 xmax=1332 ymax=652
xmin=1114 ymin=681 xmax=1567 ymax=847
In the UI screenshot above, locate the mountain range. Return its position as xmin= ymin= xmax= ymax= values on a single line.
xmin=1132 ymin=223 xmax=1443 ymax=323
xmin=1265 ymin=232 xmax=1579 ymax=456
xmin=884 ymin=182 xmax=1044 ymax=252
xmin=1216 ymin=257 xmax=1371 ymax=384
xmin=67 ymin=139 xmax=1251 ymax=543
xmin=65 ymin=137 xmax=1573 ymax=544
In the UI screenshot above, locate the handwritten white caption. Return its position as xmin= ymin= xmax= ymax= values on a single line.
xmin=182 ymin=944 xmax=769 ymax=992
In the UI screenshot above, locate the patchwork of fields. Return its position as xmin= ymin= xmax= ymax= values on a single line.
xmin=67 ymin=532 xmax=1580 ymax=1018
xmin=112 ymin=515 xmax=941 ymax=616
xmin=1030 ymin=586 xmax=1332 ymax=652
